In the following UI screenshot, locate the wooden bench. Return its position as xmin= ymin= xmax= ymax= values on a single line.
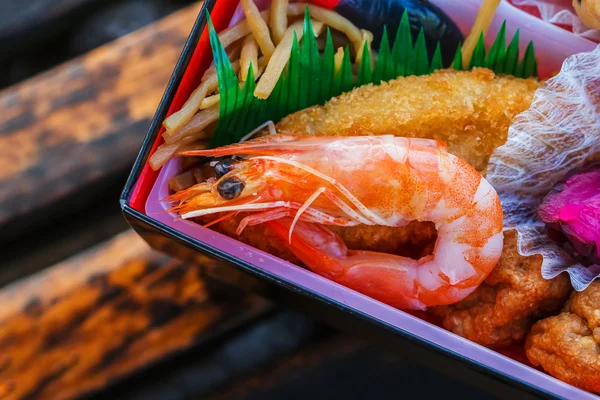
xmin=0 ymin=4 xmax=273 ymax=399
xmin=0 ymin=232 xmax=270 ymax=399
xmin=0 ymin=3 xmax=200 ymax=244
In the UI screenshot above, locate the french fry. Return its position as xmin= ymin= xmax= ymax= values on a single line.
xmin=164 ymin=61 xmax=240 ymax=134
xmin=287 ymin=3 xmax=362 ymax=45
xmin=355 ymin=29 xmax=374 ymax=66
xmin=240 ymin=34 xmax=259 ymax=82
xmin=241 ymin=0 xmax=275 ymax=61
xmin=254 ymin=20 xmax=324 ymax=99
xmin=169 ymin=170 xmax=196 ymax=192
xmin=200 ymin=94 xmax=220 ymax=110
xmin=218 ymin=10 xmax=270 ymax=49
xmin=201 ymin=44 xmax=242 ymax=82
xmin=461 ymin=0 xmax=501 ymax=68
xmin=150 ymin=142 xmax=180 ymax=170
xmin=163 ymin=1 xmax=370 ymax=148
xmin=270 ymin=0 xmax=288 ymax=45
xmin=150 ymin=134 xmax=205 ymax=170
xmin=178 ymin=139 xmax=208 ymax=154
xmin=163 ymin=81 xmax=212 ymax=133
xmin=334 ymin=47 xmax=345 ymax=73
xmin=193 ymin=167 xmax=206 ymax=184
xmin=152 ymin=137 xmax=208 ymax=171
xmin=165 ymin=105 xmax=219 ymax=145
xmin=202 ymin=57 xmax=267 ymax=110
xmin=256 ymin=56 xmax=268 ymax=78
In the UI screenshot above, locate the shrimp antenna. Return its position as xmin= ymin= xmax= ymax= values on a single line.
xmin=289 ymin=187 xmax=327 ymax=243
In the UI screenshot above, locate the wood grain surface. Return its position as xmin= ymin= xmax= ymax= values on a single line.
xmin=0 ymin=231 xmax=271 ymax=400
xmin=203 ymin=334 xmax=493 ymax=400
xmin=0 ymin=2 xmax=201 ymax=240
xmin=205 ymin=335 xmax=364 ymax=400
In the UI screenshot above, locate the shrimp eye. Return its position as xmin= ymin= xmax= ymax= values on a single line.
xmin=214 ymin=158 xmax=236 ymax=178
xmin=217 ymin=177 xmax=245 ymax=200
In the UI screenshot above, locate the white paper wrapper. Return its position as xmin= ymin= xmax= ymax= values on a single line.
xmin=486 ymin=45 xmax=600 ymax=290
xmin=512 ymin=0 xmax=600 ymax=41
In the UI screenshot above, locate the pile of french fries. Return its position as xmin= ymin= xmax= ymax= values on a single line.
xmin=150 ymin=0 xmax=374 ymax=171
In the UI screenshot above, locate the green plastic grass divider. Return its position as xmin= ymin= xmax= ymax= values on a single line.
xmin=207 ymin=8 xmax=538 ymax=148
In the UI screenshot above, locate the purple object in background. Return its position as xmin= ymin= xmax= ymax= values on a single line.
xmin=311 ymin=0 xmax=464 ymax=66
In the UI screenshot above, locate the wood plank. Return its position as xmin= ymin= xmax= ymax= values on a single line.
xmin=0 ymin=2 xmax=202 ymax=241
xmin=0 ymin=195 xmax=129 ymax=287
xmin=0 ymin=230 xmax=271 ymax=400
xmin=204 ymin=336 xmax=493 ymax=400
xmin=109 ymin=329 xmax=492 ymax=400
xmin=205 ymin=335 xmax=364 ymax=400
xmin=0 ymin=0 xmax=95 ymax=58
xmin=99 ymin=311 xmax=325 ymax=400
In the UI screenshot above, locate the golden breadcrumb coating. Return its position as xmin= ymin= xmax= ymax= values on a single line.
xmin=430 ymin=230 xmax=571 ymax=347
xmin=525 ymin=281 xmax=600 ymax=394
xmin=276 ymin=68 xmax=540 ymax=173
xmin=573 ymin=0 xmax=600 ymax=30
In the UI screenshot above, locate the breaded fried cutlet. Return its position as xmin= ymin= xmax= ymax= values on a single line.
xmin=430 ymin=230 xmax=572 ymax=347
xmin=526 ymin=281 xmax=600 ymax=394
xmin=277 ymin=68 xmax=540 ymax=173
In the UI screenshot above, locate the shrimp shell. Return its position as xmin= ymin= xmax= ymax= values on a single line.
xmin=175 ymin=134 xmax=504 ymax=310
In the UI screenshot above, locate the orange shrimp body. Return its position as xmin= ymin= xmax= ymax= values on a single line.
xmin=173 ymin=134 xmax=504 ymax=310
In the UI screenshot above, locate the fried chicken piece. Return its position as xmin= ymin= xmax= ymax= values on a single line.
xmin=573 ymin=0 xmax=600 ymax=30
xmin=277 ymin=68 xmax=540 ymax=173
xmin=525 ymin=282 xmax=600 ymax=394
xmin=430 ymin=230 xmax=572 ymax=347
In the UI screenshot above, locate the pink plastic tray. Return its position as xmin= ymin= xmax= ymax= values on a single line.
xmin=143 ymin=1 xmax=599 ymax=398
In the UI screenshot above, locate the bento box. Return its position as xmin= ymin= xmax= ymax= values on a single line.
xmin=121 ymin=1 xmax=600 ymax=398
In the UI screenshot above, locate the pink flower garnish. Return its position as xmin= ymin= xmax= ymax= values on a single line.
xmin=538 ymin=164 xmax=600 ymax=264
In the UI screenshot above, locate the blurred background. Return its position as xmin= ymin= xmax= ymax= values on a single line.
xmin=0 ymin=1 xmax=496 ymax=399
xmin=0 ymin=0 xmax=195 ymax=90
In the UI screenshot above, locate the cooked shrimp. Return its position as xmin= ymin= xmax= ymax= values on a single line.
xmin=171 ymin=135 xmax=504 ymax=310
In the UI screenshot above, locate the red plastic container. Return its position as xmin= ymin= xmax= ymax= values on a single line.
xmin=121 ymin=1 xmax=599 ymax=398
